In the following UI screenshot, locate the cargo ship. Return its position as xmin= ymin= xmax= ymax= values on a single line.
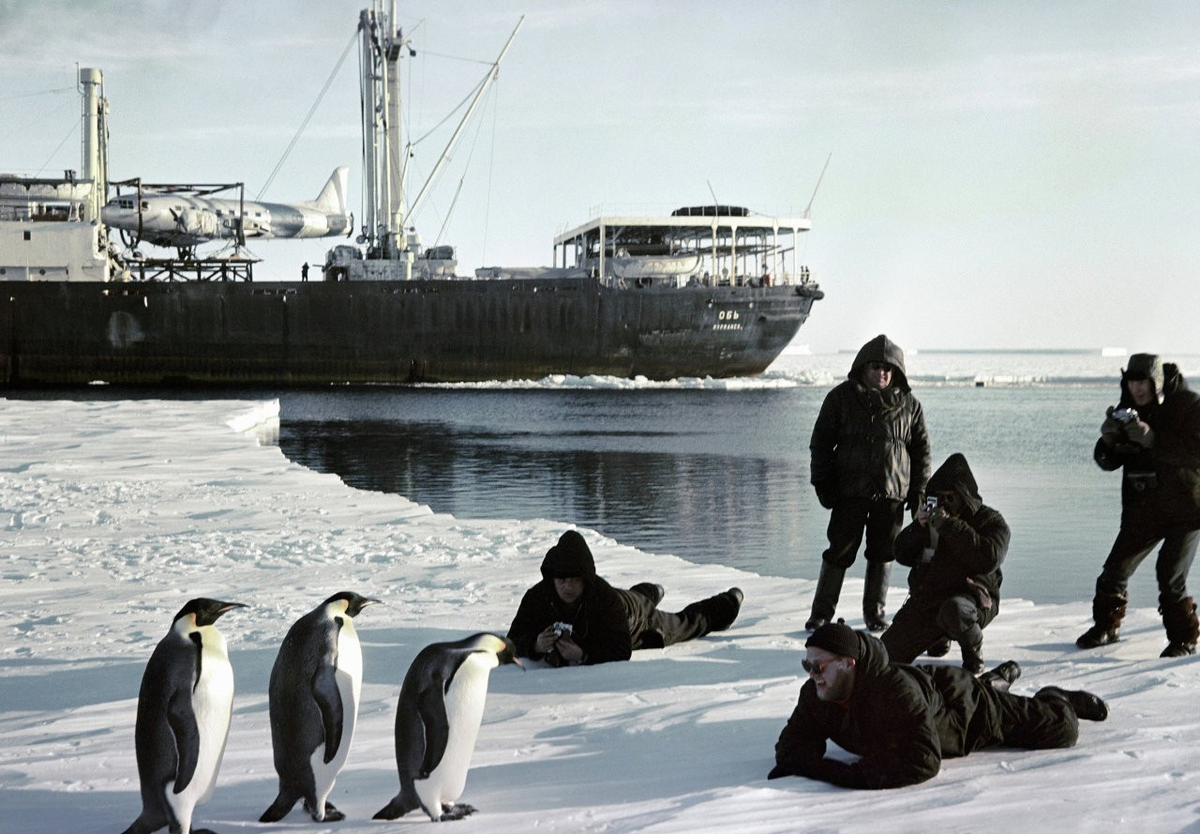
xmin=0 ymin=4 xmax=823 ymax=387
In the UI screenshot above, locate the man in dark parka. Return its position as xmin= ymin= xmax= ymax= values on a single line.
xmin=1077 ymin=353 xmax=1200 ymax=657
xmin=507 ymin=530 xmax=743 ymax=666
xmin=882 ymin=453 xmax=1010 ymax=673
xmin=770 ymin=623 xmax=1107 ymax=789
xmin=808 ymin=334 xmax=932 ymax=632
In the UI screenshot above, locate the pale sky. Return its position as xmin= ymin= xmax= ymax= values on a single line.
xmin=3 ymin=1 xmax=1197 ymax=354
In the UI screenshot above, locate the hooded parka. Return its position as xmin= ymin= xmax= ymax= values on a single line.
xmin=810 ymin=334 xmax=931 ymax=507
xmin=772 ymin=631 xmax=1080 ymax=789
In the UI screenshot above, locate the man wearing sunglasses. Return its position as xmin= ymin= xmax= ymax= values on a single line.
xmin=769 ymin=622 xmax=1107 ymax=789
xmin=808 ymin=334 xmax=932 ymax=634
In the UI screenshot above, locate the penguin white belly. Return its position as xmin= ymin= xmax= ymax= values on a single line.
xmin=310 ymin=621 xmax=363 ymax=810
xmin=168 ymin=633 xmax=234 ymax=823
xmin=415 ymin=654 xmax=494 ymax=814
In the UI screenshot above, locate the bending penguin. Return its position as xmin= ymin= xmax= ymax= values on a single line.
xmin=121 ymin=598 xmax=246 ymax=834
xmin=374 ymin=632 xmax=524 ymax=822
xmin=260 ymin=591 xmax=380 ymax=823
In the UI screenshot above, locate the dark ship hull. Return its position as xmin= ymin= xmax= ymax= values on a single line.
xmin=0 ymin=277 xmax=819 ymax=386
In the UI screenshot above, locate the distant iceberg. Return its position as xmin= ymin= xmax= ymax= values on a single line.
xmin=1101 ymin=347 xmax=1128 ymax=357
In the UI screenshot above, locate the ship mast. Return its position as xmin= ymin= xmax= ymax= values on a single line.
xmin=358 ymin=2 xmax=521 ymax=274
xmin=359 ymin=1 xmax=410 ymax=264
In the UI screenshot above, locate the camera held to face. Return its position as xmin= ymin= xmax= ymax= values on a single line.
xmin=924 ymin=495 xmax=938 ymax=512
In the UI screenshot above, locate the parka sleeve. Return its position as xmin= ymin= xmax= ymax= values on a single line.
xmin=906 ymin=401 xmax=932 ymax=508
xmin=773 ymin=686 xmax=830 ymax=774
xmin=848 ymin=690 xmax=943 ymax=789
xmin=809 ymin=390 xmax=842 ymax=490
xmin=1093 ymin=435 xmax=1134 ymax=471
xmin=937 ymin=508 xmax=1010 ymax=576
xmin=577 ymin=589 xmax=634 ymax=665
xmin=506 ymin=586 xmax=550 ymax=660
xmin=893 ymin=519 xmax=929 ymax=568
xmin=774 ymin=682 xmax=943 ymax=790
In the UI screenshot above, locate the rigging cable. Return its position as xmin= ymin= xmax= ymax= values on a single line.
xmin=257 ymin=28 xmax=358 ymax=200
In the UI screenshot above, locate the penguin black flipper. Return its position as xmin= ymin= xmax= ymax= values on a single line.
xmin=416 ymin=680 xmax=452 ymax=778
xmin=167 ymin=678 xmax=200 ymax=792
xmin=310 ymin=650 xmax=344 ymax=765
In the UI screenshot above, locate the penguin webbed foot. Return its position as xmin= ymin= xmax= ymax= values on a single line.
xmin=306 ymin=800 xmax=344 ymax=822
xmin=439 ymin=802 xmax=477 ymax=821
xmin=372 ymin=795 xmax=418 ymax=820
xmin=260 ymin=792 xmax=300 ymax=822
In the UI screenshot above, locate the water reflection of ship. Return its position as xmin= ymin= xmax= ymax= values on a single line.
xmin=0 ymin=4 xmax=824 ymax=386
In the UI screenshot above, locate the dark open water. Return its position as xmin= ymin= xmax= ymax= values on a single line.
xmin=275 ymin=350 xmax=1197 ymax=605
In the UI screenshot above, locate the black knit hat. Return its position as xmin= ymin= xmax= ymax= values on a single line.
xmin=805 ymin=622 xmax=862 ymax=660
xmin=541 ymin=530 xmax=596 ymax=580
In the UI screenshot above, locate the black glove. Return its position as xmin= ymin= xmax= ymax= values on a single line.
xmin=815 ymin=484 xmax=837 ymax=510
xmin=1099 ymin=407 xmax=1123 ymax=443
xmin=767 ymin=763 xmax=798 ymax=780
xmin=1124 ymin=419 xmax=1155 ymax=448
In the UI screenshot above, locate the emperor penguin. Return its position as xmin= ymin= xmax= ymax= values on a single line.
xmin=373 ymin=632 xmax=523 ymax=822
xmin=121 ymin=598 xmax=246 ymax=834
xmin=260 ymin=591 xmax=380 ymax=823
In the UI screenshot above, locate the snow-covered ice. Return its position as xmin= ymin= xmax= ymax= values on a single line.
xmin=2 ymin=398 xmax=1198 ymax=832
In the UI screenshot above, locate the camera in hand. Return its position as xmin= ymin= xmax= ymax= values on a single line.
xmin=1112 ymin=407 xmax=1139 ymax=424
xmin=552 ymin=621 xmax=574 ymax=638
xmin=924 ymin=495 xmax=938 ymax=512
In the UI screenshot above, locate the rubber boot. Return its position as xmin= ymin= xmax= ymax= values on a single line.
xmin=1076 ymin=592 xmax=1127 ymax=649
xmin=807 ymin=561 xmax=845 ymax=631
xmin=1160 ymin=596 xmax=1199 ymax=658
xmin=959 ymin=624 xmax=985 ymax=675
xmin=863 ymin=560 xmax=891 ymax=631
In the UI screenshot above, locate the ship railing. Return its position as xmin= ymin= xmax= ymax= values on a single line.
xmin=593 ymin=265 xmax=814 ymax=289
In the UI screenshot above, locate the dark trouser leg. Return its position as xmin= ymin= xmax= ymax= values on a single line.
xmin=1078 ymin=523 xmax=1156 ymax=648
xmin=616 ymin=588 xmax=658 ymax=649
xmin=1156 ymin=528 xmax=1200 ymax=654
xmin=655 ymin=588 xmax=743 ymax=647
xmin=861 ymin=499 xmax=903 ymax=623
xmin=811 ymin=500 xmax=869 ymax=622
xmin=1095 ymin=523 xmax=1160 ymax=600
xmin=879 ymin=599 xmax=943 ymax=664
xmin=995 ymin=689 xmax=1079 ymax=750
xmin=937 ymin=594 xmax=985 ymax=670
xmin=1155 ymin=527 xmax=1200 ymax=608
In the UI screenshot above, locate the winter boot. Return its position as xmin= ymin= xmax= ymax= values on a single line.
xmin=1076 ymin=592 xmax=1128 ymax=649
xmin=1159 ymin=596 xmax=1199 ymax=658
xmin=1036 ymin=686 xmax=1109 ymax=721
xmin=925 ymin=636 xmax=953 ymax=657
xmin=960 ymin=625 xmax=985 ymax=675
xmin=630 ymin=582 xmax=665 ymax=607
xmin=863 ymin=560 xmax=892 ymax=632
xmin=978 ymin=660 xmax=1021 ymax=692
xmin=807 ymin=562 xmax=846 ymax=631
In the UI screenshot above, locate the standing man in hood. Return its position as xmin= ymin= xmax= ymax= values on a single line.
xmin=507 ymin=530 xmax=743 ymax=666
xmin=882 ymin=453 xmax=1010 ymax=673
xmin=1077 ymin=354 xmax=1200 ymax=657
xmin=769 ymin=623 xmax=1108 ymax=789
xmin=807 ymin=334 xmax=932 ymax=632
